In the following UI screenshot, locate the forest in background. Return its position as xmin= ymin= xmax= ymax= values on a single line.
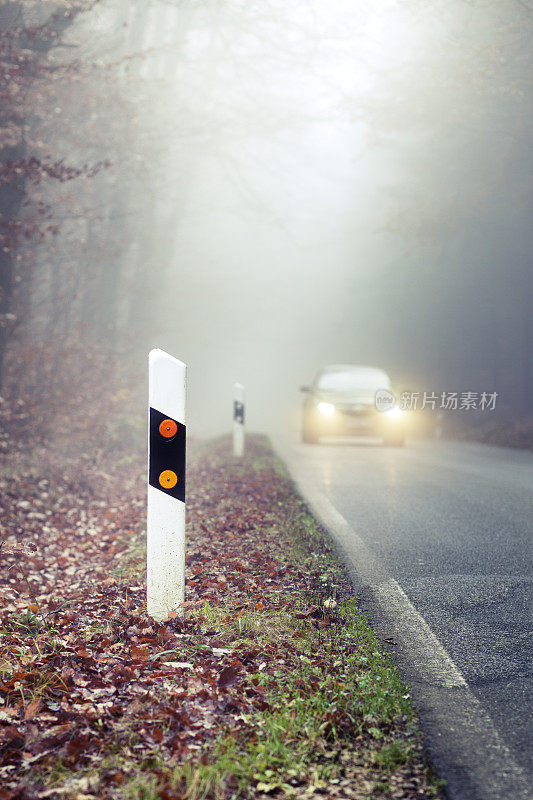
xmin=0 ymin=0 xmax=532 ymax=452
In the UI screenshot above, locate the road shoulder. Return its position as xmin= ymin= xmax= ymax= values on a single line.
xmin=272 ymin=436 xmax=532 ymax=800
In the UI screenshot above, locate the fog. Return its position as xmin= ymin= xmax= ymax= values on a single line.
xmin=2 ymin=0 xmax=532 ymax=442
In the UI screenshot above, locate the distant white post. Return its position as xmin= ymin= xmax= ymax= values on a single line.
xmin=233 ymin=382 xmax=245 ymax=458
xmin=147 ymin=349 xmax=186 ymax=622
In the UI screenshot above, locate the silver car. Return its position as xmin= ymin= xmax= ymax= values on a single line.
xmin=300 ymin=364 xmax=406 ymax=445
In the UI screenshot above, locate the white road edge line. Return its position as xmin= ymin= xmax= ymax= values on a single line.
xmin=299 ymin=482 xmax=466 ymax=688
xmin=375 ymin=579 xmax=467 ymax=688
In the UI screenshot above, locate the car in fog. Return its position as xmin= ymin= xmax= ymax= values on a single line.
xmin=300 ymin=364 xmax=405 ymax=445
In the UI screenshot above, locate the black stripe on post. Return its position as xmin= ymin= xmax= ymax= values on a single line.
xmin=149 ymin=407 xmax=186 ymax=502
xmin=233 ymin=401 xmax=245 ymax=424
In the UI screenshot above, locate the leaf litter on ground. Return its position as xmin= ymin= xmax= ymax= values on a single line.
xmin=0 ymin=435 xmax=445 ymax=799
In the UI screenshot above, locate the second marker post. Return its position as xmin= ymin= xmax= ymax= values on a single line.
xmin=233 ymin=382 xmax=245 ymax=458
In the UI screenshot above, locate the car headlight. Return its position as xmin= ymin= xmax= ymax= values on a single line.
xmin=317 ymin=401 xmax=335 ymax=416
xmin=384 ymin=406 xmax=403 ymax=420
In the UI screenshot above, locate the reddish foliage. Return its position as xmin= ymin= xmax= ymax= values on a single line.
xmin=0 ymin=157 xmax=112 ymax=188
xmin=0 ymin=435 xmax=326 ymax=796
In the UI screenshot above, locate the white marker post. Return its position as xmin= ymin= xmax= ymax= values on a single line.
xmin=147 ymin=349 xmax=186 ymax=622
xmin=233 ymin=382 xmax=245 ymax=458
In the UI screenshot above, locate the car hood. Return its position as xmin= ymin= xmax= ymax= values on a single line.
xmin=313 ymin=390 xmax=378 ymax=406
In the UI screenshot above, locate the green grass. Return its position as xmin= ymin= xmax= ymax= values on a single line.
xmin=370 ymin=741 xmax=412 ymax=772
xmin=2 ymin=609 xmax=43 ymax=634
xmin=165 ymin=593 xmax=417 ymax=800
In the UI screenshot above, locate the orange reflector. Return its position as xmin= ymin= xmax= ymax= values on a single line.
xmin=159 ymin=419 xmax=178 ymax=438
xmin=159 ymin=470 xmax=178 ymax=489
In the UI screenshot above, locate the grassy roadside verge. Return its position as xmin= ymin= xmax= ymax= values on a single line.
xmin=0 ymin=435 xmax=445 ymax=800
xmin=122 ymin=435 xmax=444 ymax=800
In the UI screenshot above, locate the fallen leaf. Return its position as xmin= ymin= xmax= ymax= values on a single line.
xmin=130 ymin=646 xmax=149 ymax=661
xmin=24 ymin=698 xmax=41 ymax=719
xmin=295 ymin=605 xmax=321 ymax=619
xmin=218 ymin=665 xmax=240 ymax=688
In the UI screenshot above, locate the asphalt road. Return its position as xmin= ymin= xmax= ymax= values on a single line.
xmin=273 ymin=436 xmax=533 ymax=800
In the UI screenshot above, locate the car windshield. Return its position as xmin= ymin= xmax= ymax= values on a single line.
xmin=316 ymin=367 xmax=390 ymax=393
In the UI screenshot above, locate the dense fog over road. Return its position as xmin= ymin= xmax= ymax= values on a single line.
xmin=1 ymin=0 xmax=532 ymax=442
xmin=1 ymin=8 xmax=531 ymax=798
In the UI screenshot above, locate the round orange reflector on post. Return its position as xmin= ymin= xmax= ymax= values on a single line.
xmin=159 ymin=419 xmax=178 ymax=438
xmin=159 ymin=470 xmax=178 ymax=489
